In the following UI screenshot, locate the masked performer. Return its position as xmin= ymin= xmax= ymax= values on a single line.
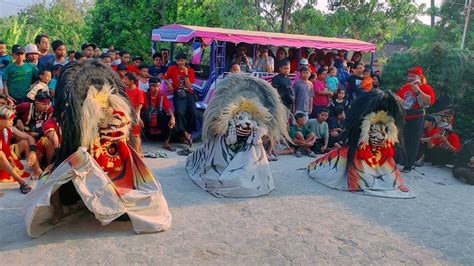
xmin=24 ymin=61 xmax=171 ymax=237
xmin=307 ymin=90 xmax=415 ymax=198
xmin=186 ymin=74 xmax=289 ymax=197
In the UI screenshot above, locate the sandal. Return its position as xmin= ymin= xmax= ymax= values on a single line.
xmin=163 ymin=145 xmax=176 ymax=152
xmin=19 ymin=183 xmax=32 ymax=194
xmin=177 ymin=149 xmax=193 ymax=156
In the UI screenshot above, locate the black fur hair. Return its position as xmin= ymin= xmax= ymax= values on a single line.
xmin=53 ymin=59 xmax=133 ymax=167
xmin=345 ymin=89 xmax=405 ymax=169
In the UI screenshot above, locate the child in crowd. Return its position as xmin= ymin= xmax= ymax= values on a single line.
xmin=48 ymin=64 xmax=63 ymax=98
xmin=271 ymin=60 xmax=294 ymax=111
xmin=138 ymin=64 xmax=150 ymax=92
xmin=329 ymin=88 xmax=350 ymax=117
xmin=117 ymin=63 xmax=128 ymax=81
xmin=230 ymin=63 xmax=241 ymax=73
xmin=307 ymin=108 xmax=330 ymax=154
xmin=27 ymin=68 xmax=52 ymax=101
xmin=328 ymin=107 xmax=347 ymax=148
xmin=290 ymin=113 xmax=318 ymax=158
xmin=361 ymin=68 xmax=373 ymax=93
xmin=0 ymin=41 xmax=11 ymax=90
xmin=124 ymin=73 xmax=144 ymax=154
xmin=293 ymin=66 xmax=313 ymax=117
xmin=326 ymin=67 xmax=339 ymax=93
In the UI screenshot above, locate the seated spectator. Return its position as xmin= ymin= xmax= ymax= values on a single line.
xmin=15 ymin=92 xmax=53 ymax=140
xmin=142 ymin=77 xmax=176 ymax=151
xmin=328 ymin=107 xmax=347 ymax=148
xmin=307 ymin=108 xmax=330 ymax=154
xmin=27 ymin=68 xmax=52 ymax=101
xmin=415 ymin=115 xmax=440 ymax=166
xmin=232 ymin=44 xmax=252 ymax=73
xmin=361 ymin=68 xmax=373 ymax=93
xmin=311 ymin=68 xmax=334 ymax=118
xmin=138 ymin=64 xmax=150 ymax=92
xmin=36 ymin=116 xmax=60 ymax=168
xmin=294 ymin=66 xmax=313 ymax=116
xmin=452 ymin=138 xmax=474 ymax=185
xmin=271 ymin=59 xmax=294 ymax=111
xmin=425 ymin=122 xmax=462 ymax=167
xmin=230 ymin=63 xmax=241 ymax=73
xmin=25 ymin=44 xmax=40 ymax=65
xmin=149 ymin=52 xmax=168 ymax=78
xmin=253 ymin=46 xmax=274 ymax=73
xmin=290 ymin=113 xmax=317 ymax=158
xmin=326 ymin=67 xmax=339 ymax=93
xmin=0 ymin=105 xmax=40 ymax=194
xmin=329 ymin=88 xmax=350 ymax=117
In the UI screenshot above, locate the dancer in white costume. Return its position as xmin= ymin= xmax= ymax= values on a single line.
xmin=24 ymin=61 xmax=171 ymax=237
xmin=186 ymin=74 xmax=290 ymax=197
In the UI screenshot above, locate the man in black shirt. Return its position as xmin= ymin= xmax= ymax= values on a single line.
xmin=271 ymin=59 xmax=294 ymax=111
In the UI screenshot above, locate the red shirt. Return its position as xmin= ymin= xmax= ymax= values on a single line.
xmin=424 ymin=127 xmax=441 ymax=138
xmin=397 ymin=83 xmax=436 ymax=119
xmin=125 ymin=87 xmax=144 ymax=109
xmin=431 ymin=131 xmax=462 ymax=152
xmin=15 ymin=102 xmax=53 ymax=129
xmin=163 ymin=65 xmax=195 ymax=92
xmin=144 ymin=91 xmax=171 ymax=112
xmin=313 ymin=79 xmax=329 ymax=107
xmin=112 ymin=64 xmax=140 ymax=75
xmin=43 ymin=118 xmax=62 ymax=143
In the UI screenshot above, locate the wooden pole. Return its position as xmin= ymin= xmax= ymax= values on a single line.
xmin=461 ymin=0 xmax=472 ymax=49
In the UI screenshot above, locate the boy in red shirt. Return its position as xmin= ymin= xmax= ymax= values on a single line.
xmin=124 ymin=73 xmax=144 ymax=154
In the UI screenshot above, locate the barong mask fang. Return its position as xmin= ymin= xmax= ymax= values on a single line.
xmin=359 ymin=111 xmax=398 ymax=147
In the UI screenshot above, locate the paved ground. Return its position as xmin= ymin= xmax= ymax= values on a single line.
xmin=0 ymin=142 xmax=473 ymax=265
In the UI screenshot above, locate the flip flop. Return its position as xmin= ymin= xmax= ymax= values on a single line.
xmin=19 ymin=183 xmax=32 ymax=194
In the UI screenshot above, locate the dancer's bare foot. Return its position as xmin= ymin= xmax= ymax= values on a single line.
xmin=399 ymin=185 xmax=410 ymax=192
xmin=49 ymin=212 xmax=66 ymax=225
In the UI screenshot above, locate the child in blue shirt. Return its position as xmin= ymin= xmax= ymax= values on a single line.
xmin=326 ymin=67 xmax=339 ymax=92
xmin=0 ymin=41 xmax=12 ymax=90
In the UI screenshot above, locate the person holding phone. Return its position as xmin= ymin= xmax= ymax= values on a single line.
xmin=396 ymin=66 xmax=436 ymax=172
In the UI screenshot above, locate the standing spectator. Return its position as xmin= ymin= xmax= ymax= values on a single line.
xmin=116 ymin=63 xmax=128 ymax=81
xmin=361 ymin=68 xmax=374 ymax=93
xmin=271 ymin=60 xmax=294 ymax=111
xmin=326 ymin=67 xmax=339 ymax=93
xmin=48 ymin=65 xmax=62 ymax=97
xmin=149 ymin=52 xmax=168 ymax=78
xmin=74 ymin=51 xmax=87 ymax=62
xmin=112 ymin=50 xmax=121 ymax=66
xmin=307 ymin=108 xmax=330 ymax=154
xmin=93 ymin=47 xmax=102 ymax=58
xmin=274 ymin=47 xmax=287 ymax=71
xmin=0 ymin=41 xmax=11 ymax=91
xmin=253 ymin=46 xmax=274 ymax=73
xmin=47 ymin=40 xmax=69 ymax=68
xmin=161 ymin=48 xmax=171 ymax=66
xmin=293 ymin=66 xmax=313 ymax=116
xmin=163 ymin=52 xmax=197 ymax=148
xmin=138 ymin=64 xmax=150 ymax=92
xmin=425 ymin=122 xmax=461 ymax=167
xmin=347 ymin=62 xmax=364 ymax=100
xmin=36 ymin=34 xmax=54 ymax=69
xmin=329 ymin=88 xmax=350 ymax=117
xmin=99 ymin=53 xmax=112 ymax=66
xmin=288 ymin=48 xmax=299 ymax=73
xmin=81 ymin=43 xmax=96 ymax=59
xmin=112 ymin=50 xmax=139 ymax=74
xmin=2 ymin=45 xmax=39 ymax=103
xmin=308 ymin=53 xmax=317 ymax=73
xmin=25 ymin=44 xmax=40 ymax=66
xmin=67 ymin=50 xmax=76 ymax=62
xmin=311 ymin=68 xmax=334 ymax=118
xmin=232 ymin=45 xmax=252 ymax=73
xmin=328 ymin=107 xmax=347 ymax=148
xmin=142 ymin=77 xmax=176 ymax=151
xmin=27 ymin=68 xmax=52 ymax=101
xmin=132 ymin=55 xmax=143 ymax=68
xmin=290 ymin=113 xmax=318 ymax=158
xmin=396 ymin=66 xmax=436 ymax=172
xmin=347 ymin=51 xmax=362 ymax=71
xmin=124 ymin=73 xmax=144 ymax=154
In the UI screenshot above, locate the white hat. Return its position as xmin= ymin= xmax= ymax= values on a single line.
xmin=299 ymin=58 xmax=309 ymax=65
xmin=25 ymin=44 xmax=39 ymax=54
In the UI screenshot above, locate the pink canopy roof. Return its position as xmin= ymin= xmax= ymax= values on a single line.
xmin=152 ymin=24 xmax=376 ymax=52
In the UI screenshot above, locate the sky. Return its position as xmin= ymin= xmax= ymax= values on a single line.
xmin=0 ymin=0 xmax=445 ymax=22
